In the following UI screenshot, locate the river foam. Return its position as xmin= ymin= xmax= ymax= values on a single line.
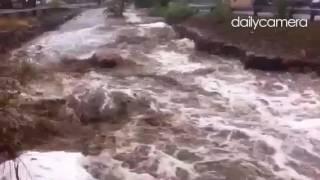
xmin=2 ymin=7 xmax=320 ymax=180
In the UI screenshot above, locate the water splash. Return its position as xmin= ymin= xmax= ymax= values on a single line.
xmin=2 ymin=7 xmax=320 ymax=180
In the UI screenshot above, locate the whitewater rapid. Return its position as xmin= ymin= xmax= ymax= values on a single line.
xmin=2 ymin=8 xmax=320 ymax=180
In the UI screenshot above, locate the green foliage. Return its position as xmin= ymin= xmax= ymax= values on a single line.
xmin=165 ymin=2 xmax=195 ymax=24
xmin=149 ymin=2 xmax=195 ymax=24
xmin=149 ymin=5 xmax=168 ymax=17
xmin=211 ymin=0 xmax=232 ymax=23
xmin=48 ymin=0 xmax=66 ymax=8
xmin=275 ymin=0 xmax=289 ymax=18
xmin=160 ymin=0 xmax=171 ymax=7
xmin=134 ymin=0 xmax=155 ymax=8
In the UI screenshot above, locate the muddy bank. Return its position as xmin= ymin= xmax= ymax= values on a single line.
xmin=0 ymin=8 xmax=161 ymax=164
xmin=175 ymin=18 xmax=320 ymax=73
xmin=0 ymin=8 xmax=87 ymax=164
xmin=0 ymin=8 xmax=80 ymax=54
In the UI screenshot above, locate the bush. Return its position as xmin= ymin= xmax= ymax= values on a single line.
xmin=211 ymin=0 xmax=232 ymax=23
xmin=149 ymin=5 xmax=168 ymax=17
xmin=160 ymin=0 xmax=171 ymax=7
xmin=134 ymin=0 xmax=155 ymax=8
xmin=48 ymin=0 xmax=66 ymax=8
xmin=165 ymin=2 xmax=195 ymax=24
xmin=275 ymin=0 xmax=289 ymax=18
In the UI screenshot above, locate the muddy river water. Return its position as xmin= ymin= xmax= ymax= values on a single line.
xmin=1 ymin=8 xmax=320 ymax=180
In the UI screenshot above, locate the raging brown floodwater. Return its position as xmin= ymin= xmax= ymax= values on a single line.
xmin=1 ymin=8 xmax=320 ymax=180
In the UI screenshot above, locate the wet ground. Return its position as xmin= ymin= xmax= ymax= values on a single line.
xmin=1 ymin=8 xmax=320 ymax=180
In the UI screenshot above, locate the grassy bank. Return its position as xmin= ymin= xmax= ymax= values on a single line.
xmin=0 ymin=8 xmax=80 ymax=164
xmin=143 ymin=0 xmax=320 ymax=60
xmin=183 ymin=16 xmax=320 ymax=59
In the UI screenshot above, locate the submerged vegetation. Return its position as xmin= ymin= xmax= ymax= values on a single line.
xmin=16 ymin=60 xmax=38 ymax=85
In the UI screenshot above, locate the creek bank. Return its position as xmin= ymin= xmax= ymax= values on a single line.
xmin=174 ymin=18 xmax=320 ymax=74
xmin=0 ymin=9 xmax=90 ymax=163
xmin=0 ymin=8 xmax=80 ymax=54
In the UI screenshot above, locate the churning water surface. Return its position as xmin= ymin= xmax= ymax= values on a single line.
xmin=1 ymin=8 xmax=320 ymax=180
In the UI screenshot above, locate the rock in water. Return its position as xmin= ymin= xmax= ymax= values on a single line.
xmin=90 ymin=48 xmax=124 ymax=68
xmin=68 ymin=87 xmax=107 ymax=123
xmin=67 ymin=87 xmax=158 ymax=124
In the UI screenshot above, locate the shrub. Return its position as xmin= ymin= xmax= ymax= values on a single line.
xmin=149 ymin=5 xmax=168 ymax=17
xmin=48 ymin=0 xmax=66 ymax=8
xmin=275 ymin=0 xmax=289 ymax=18
xmin=165 ymin=2 xmax=195 ymax=24
xmin=134 ymin=0 xmax=155 ymax=8
xmin=211 ymin=0 xmax=232 ymax=23
xmin=160 ymin=0 xmax=171 ymax=7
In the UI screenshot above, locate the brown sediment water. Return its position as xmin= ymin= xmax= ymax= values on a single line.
xmin=1 ymin=8 xmax=320 ymax=180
